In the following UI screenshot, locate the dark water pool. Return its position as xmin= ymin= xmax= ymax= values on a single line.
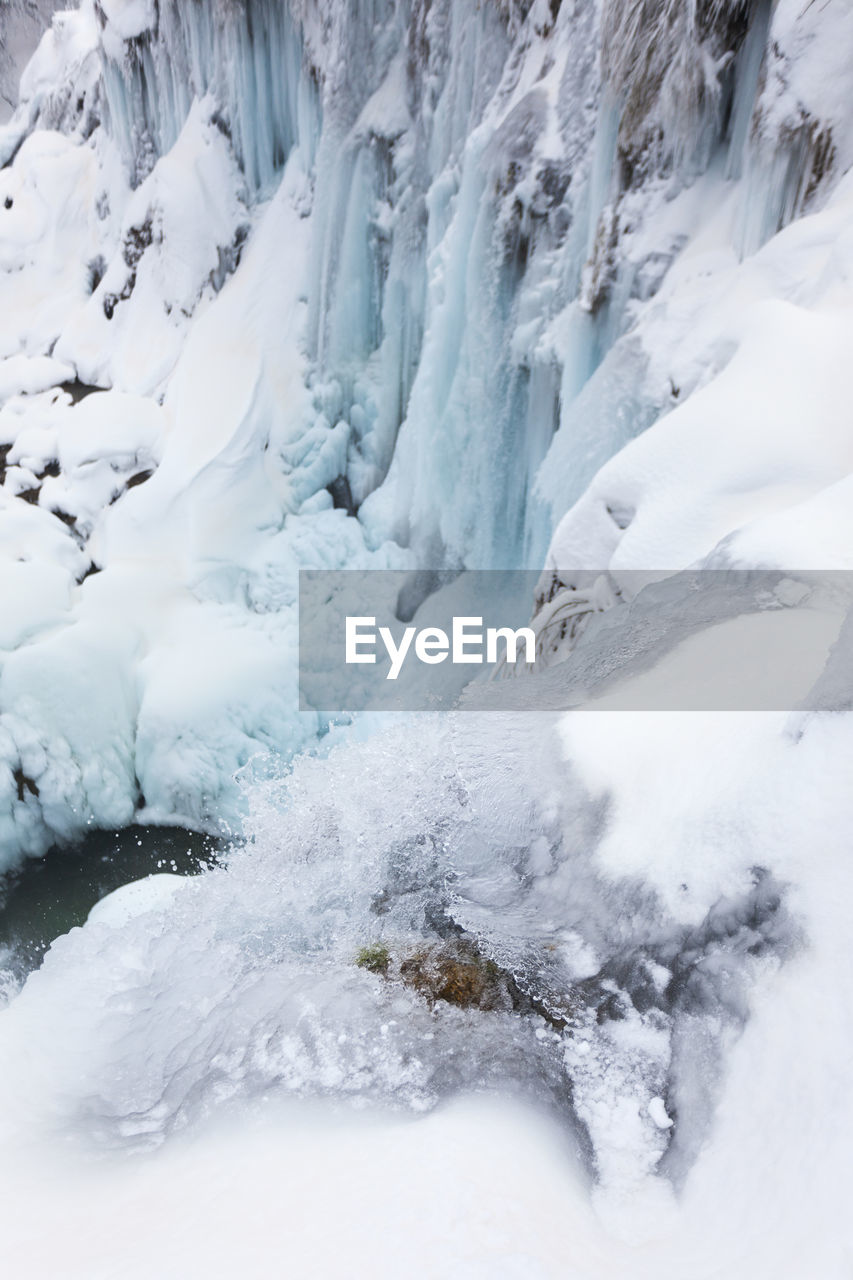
xmin=0 ymin=826 xmax=222 ymax=977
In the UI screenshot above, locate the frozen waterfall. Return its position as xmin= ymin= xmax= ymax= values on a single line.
xmin=1 ymin=0 xmax=853 ymax=1275
xmin=0 ymin=0 xmax=849 ymax=857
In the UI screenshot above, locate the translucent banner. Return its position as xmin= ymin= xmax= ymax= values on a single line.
xmin=298 ymin=569 xmax=853 ymax=713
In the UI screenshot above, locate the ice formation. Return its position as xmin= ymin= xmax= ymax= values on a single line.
xmin=0 ymin=0 xmax=852 ymax=1274
xmin=0 ymin=0 xmax=849 ymax=860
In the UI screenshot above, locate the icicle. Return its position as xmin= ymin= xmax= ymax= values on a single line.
xmin=99 ymin=0 xmax=321 ymax=192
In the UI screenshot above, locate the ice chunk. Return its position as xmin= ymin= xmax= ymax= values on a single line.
xmin=86 ymin=872 xmax=185 ymax=929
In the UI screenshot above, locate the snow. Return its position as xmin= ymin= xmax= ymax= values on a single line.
xmin=16 ymin=6 xmax=99 ymax=107
xmin=545 ymin=171 xmax=853 ymax=575
xmin=0 ymin=129 xmax=101 ymax=356
xmin=86 ymin=871 xmax=185 ymax=927
xmin=0 ymin=1097 xmax=600 ymax=1280
xmin=56 ymin=96 xmax=249 ymax=396
xmin=0 ymin=1 xmax=851 ymax=1275
xmin=744 ymin=0 xmax=853 ymax=244
xmin=98 ymin=0 xmax=156 ymax=44
xmin=549 ymin=708 xmax=853 ymax=1275
xmin=648 ymin=1097 xmax=672 ymax=1130
xmin=0 ymin=354 xmax=73 ymax=404
xmin=0 ymin=559 xmax=72 ymax=650
xmin=0 ymin=6 xmax=100 ymax=166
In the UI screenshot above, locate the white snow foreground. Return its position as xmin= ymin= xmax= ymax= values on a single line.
xmin=0 ymin=703 xmax=849 ymax=1277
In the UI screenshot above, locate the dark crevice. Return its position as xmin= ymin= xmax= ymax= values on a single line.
xmin=12 ymin=768 xmax=39 ymax=803
xmin=87 ymin=255 xmax=107 ymax=294
xmin=60 ymin=380 xmax=104 ymax=405
xmin=328 ymin=474 xmax=357 ymax=516
xmin=210 ymin=224 xmax=249 ymax=293
xmin=77 ymin=562 xmax=102 ymax=585
xmin=104 ymin=216 xmax=155 ymax=319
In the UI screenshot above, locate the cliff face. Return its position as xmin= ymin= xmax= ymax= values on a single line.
xmin=0 ymin=1 xmax=53 ymax=122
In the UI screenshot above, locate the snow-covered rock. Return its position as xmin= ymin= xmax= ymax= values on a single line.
xmin=86 ymin=871 xmax=185 ymax=927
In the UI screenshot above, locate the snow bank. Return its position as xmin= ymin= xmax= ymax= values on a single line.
xmin=544 ymin=171 xmax=853 ymax=576
xmin=0 ymin=1097 xmax=598 ymax=1280
xmin=56 ymin=97 xmax=249 ymax=396
xmin=0 ymin=129 xmax=100 ymax=355
xmin=86 ymin=871 xmax=185 ymax=927
xmin=0 ymin=6 xmax=100 ymax=164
